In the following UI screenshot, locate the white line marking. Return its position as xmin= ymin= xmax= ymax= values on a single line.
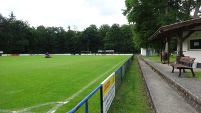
xmin=0 ymin=102 xmax=65 ymax=113
xmin=47 ymin=59 xmax=126 ymax=113
xmin=0 ymin=109 xmax=13 ymax=113
xmin=1 ymin=58 xmax=128 ymax=113
xmin=17 ymin=102 xmax=59 ymax=113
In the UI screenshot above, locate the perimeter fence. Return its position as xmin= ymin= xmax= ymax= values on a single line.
xmin=68 ymin=54 xmax=134 ymax=113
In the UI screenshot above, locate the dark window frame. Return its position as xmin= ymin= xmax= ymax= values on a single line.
xmin=189 ymin=39 xmax=201 ymax=50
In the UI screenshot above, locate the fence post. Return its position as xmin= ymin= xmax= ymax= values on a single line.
xmin=120 ymin=66 xmax=123 ymax=81
xmin=100 ymin=85 xmax=103 ymax=113
xmin=85 ymin=101 xmax=88 ymax=113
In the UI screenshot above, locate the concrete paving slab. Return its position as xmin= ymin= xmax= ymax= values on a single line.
xmin=138 ymin=56 xmax=197 ymax=113
xmin=140 ymin=56 xmax=201 ymax=112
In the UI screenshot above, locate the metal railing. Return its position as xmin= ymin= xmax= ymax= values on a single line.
xmin=67 ymin=55 xmax=133 ymax=113
xmin=68 ymin=84 xmax=102 ymax=113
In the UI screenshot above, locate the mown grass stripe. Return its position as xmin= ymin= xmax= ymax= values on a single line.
xmin=0 ymin=55 xmax=131 ymax=112
xmin=48 ymin=58 xmax=127 ymax=113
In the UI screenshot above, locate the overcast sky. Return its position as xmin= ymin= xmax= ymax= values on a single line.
xmin=0 ymin=0 xmax=128 ymax=31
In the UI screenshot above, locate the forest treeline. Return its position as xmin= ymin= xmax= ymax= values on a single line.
xmin=1 ymin=0 xmax=201 ymax=54
xmin=0 ymin=12 xmax=135 ymax=54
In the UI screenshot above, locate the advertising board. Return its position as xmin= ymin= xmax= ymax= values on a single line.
xmin=101 ymin=72 xmax=115 ymax=113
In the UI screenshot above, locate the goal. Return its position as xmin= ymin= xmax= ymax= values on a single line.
xmin=81 ymin=51 xmax=91 ymax=54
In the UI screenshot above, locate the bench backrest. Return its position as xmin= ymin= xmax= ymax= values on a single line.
xmin=179 ymin=57 xmax=195 ymax=67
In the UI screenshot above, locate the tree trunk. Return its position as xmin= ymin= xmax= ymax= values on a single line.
xmin=193 ymin=0 xmax=201 ymax=18
xmin=185 ymin=0 xmax=191 ymax=18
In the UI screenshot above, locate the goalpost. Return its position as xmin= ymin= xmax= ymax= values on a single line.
xmin=0 ymin=51 xmax=3 ymax=56
xmin=98 ymin=50 xmax=114 ymax=54
xmin=81 ymin=51 xmax=91 ymax=54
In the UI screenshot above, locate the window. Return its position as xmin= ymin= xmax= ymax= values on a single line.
xmin=189 ymin=39 xmax=201 ymax=50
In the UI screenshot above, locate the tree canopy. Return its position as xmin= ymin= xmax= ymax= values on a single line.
xmin=123 ymin=0 xmax=200 ymax=49
xmin=0 ymin=12 xmax=135 ymax=54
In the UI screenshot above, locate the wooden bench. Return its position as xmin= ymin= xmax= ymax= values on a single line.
xmin=171 ymin=57 xmax=195 ymax=77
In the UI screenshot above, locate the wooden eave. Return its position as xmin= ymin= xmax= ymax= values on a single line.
xmin=149 ymin=18 xmax=201 ymax=41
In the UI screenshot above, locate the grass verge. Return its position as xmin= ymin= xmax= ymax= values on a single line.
xmin=108 ymin=55 xmax=152 ymax=113
xmin=144 ymin=55 xmax=176 ymax=63
xmin=186 ymin=72 xmax=201 ymax=79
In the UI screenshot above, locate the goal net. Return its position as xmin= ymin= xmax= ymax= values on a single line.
xmin=81 ymin=51 xmax=91 ymax=54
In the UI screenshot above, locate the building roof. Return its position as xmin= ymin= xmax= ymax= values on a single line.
xmin=149 ymin=18 xmax=201 ymax=41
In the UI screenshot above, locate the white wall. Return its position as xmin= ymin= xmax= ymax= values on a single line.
xmin=180 ymin=29 xmax=201 ymax=66
xmin=141 ymin=48 xmax=147 ymax=56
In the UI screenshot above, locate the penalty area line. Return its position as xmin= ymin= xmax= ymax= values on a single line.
xmin=0 ymin=102 xmax=60 ymax=113
xmin=0 ymin=108 xmax=13 ymax=113
xmin=16 ymin=102 xmax=59 ymax=113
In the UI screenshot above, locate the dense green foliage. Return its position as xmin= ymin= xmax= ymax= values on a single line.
xmin=0 ymin=12 xmax=135 ymax=54
xmin=0 ymin=55 xmax=130 ymax=112
xmin=123 ymin=0 xmax=199 ymax=49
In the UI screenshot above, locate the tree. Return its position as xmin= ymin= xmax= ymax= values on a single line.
xmin=0 ymin=12 xmax=139 ymax=54
xmin=0 ymin=12 xmax=30 ymax=53
xmin=53 ymin=27 xmax=66 ymax=53
xmin=65 ymin=29 xmax=76 ymax=53
xmin=120 ymin=24 xmax=134 ymax=53
xmin=26 ymin=27 xmax=40 ymax=53
xmin=71 ymin=31 xmax=83 ymax=53
xmin=123 ymin=0 xmax=198 ymax=50
xmin=35 ymin=25 xmax=48 ymax=53
xmin=0 ymin=14 xmax=8 ymax=53
xmin=104 ymin=24 xmax=122 ymax=52
xmin=193 ymin=0 xmax=201 ymax=18
xmin=0 ymin=12 xmax=17 ymax=53
xmin=123 ymin=0 xmax=160 ymax=49
xmin=8 ymin=12 xmax=16 ymax=23
xmin=82 ymin=25 xmax=100 ymax=52
xmin=98 ymin=24 xmax=110 ymax=49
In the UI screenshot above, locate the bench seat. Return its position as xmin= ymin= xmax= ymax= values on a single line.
xmin=171 ymin=57 xmax=195 ymax=77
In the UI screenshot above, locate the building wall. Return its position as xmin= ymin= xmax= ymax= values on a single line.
xmin=141 ymin=48 xmax=147 ymax=56
xmin=141 ymin=48 xmax=154 ymax=56
xmin=181 ymin=30 xmax=201 ymax=68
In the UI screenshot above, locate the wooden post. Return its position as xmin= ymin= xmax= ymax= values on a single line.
xmin=167 ymin=37 xmax=171 ymax=65
xmin=160 ymin=40 xmax=163 ymax=62
xmin=178 ymin=31 xmax=183 ymax=57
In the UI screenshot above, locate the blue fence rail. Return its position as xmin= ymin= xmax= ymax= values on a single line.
xmin=68 ymin=84 xmax=102 ymax=113
xmin=67 ymin=55 xmax=134 ymax=113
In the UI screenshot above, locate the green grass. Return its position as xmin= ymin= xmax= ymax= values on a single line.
xmin=185 ymin=72 xmax=201 ymax=79
xmin=195 ymin=72 xmax=201 ymax=79
xmin=144 ymin=55 xmax=176 ymax=63
xmin=0 ymin=55 xmax=131 ymax=113
xmin=108 ymin=55 xmax=152 ymax=113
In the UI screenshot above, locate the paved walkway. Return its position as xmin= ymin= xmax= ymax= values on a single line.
xmin=138 ymin=56 xmax=201 ymax=113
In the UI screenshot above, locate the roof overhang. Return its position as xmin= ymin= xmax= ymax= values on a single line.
xmin=149 ymin=18 xmax=201 ymax=41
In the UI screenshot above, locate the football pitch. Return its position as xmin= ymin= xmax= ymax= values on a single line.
xmin=0 ymin=55 xmax=131 ymax=113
